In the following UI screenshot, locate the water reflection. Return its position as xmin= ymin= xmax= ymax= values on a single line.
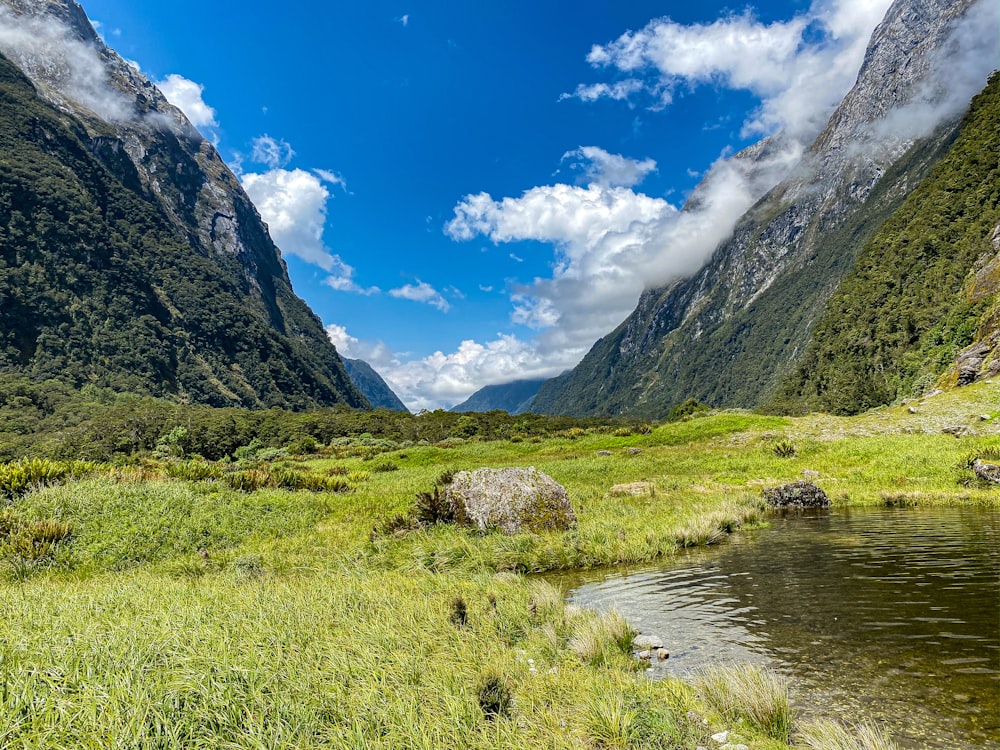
xmin=555 ymin=507 xmax=1000 ymax=749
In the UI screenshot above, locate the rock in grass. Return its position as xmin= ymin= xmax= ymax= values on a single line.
xmin=445 ymin=467 xmax=577 ymax=534
xmin=762 ymin=481 xmax=830 ymax=508
xmin=611 ymin=481 xmax=654 ymax=496
xmin=973 ymin=460 xmax=1000 ymax=484
xmin=632 ymin=634 xmax=663 ymax=649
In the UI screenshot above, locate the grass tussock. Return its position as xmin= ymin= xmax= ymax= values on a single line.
xmin=694 ymin=664 xmax=793 ymax=742
xmin=798 ymin=718 xmax=899 ymax=750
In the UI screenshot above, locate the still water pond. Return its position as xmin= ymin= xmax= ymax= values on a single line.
xmin=555 ymin=507 xmax=999 ymax=749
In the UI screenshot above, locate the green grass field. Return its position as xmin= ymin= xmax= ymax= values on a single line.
xmin=0 ymin=382 xmax=996 ymax=749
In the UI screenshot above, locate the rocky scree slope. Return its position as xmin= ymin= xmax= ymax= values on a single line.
xmin=532 ymin=0 xmax=992 ymax=418
xmin=0 ymin=0 xmax=368 ymax=409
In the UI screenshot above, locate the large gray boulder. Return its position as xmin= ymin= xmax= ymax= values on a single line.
xmin=445 ymin=467 xmax=577 ymax=534
xmin=762 ymin=481 xmax=830 ymax=508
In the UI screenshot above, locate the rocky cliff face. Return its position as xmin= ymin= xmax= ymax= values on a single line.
xmin=533 ymin=0 xmax=995 ymax=417
xmin=0 ymin=0 xmax=369 ymax=409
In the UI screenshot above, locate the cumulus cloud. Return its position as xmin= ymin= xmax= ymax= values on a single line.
xmin=325 ymin=324 xmax=395 ymax=368
xmin=389 ymin=281 xmax=451 ymax=312
xmin=570 ymin=0 xmax=895 ymax=139
xmin=446 ymin=137 xmax=804 ymax=373
xmin=0 ymin=6 xmax=134 ymax=121
xmin=325 ymin=325 xmax=573 ymax=411
xmin=241 ymin=167 xmax=342 ymax=270
xmin=154 ymin=73 xmax=218 ymax=129
xmin=250 ymin=135 xmax=295 ymax=169
xmin=561 ymin=146 xmax=657 ymax=188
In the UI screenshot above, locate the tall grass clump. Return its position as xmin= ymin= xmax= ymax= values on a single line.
xmin=0 ymin=458 xmax=97 ymax=500
xmin=694 ymin=664 xmax=793 ymax=742
xmin=798 ymin=719 xmax=899 ymax=750
xmin=568 ymin=609 xmax=636 ymax=667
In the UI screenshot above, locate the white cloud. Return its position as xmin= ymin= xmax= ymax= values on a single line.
xmin=445 ymin=139 xmax=803 ymax=374
xmin=561 ymin=146 xmax=657 ymax=188
xmin=572 ymin=0 xmax=895 ymax=139
xmin=313 ymin=168 xmax=348 ymax=191
xmin=250 ymin=135 xmax=294 ymax=169
xmin=241 ymin=167 xmax=341 ymax=270
xmin=325 ymin=324 xmax=395 ymax=368
xmin=0 ymin=7 xmax=134 ymax=122
xmin=325 ymin=326 xmax=572 ymax=411
xmin=397 ymin=14 xmax=410 ymax=27
xmin=560 ymin=79 xmax=645 ymax=103
xmin=323 ymin=258 xmax=380 ymax=296
xmin=154 ymin=73 xmax=218 ymax=129
xmin=389 ymin=281 xmax=451 ymax=312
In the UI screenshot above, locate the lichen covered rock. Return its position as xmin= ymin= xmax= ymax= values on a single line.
xmin=762 ymin=481 xmax=830 ymax=508
xmin=445 ymin=467 xmax=577 ymax=534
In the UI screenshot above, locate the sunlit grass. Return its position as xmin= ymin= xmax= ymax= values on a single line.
xmin=0 ymin=382 xmax=995 ymax=747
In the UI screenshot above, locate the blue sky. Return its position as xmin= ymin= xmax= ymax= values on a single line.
xmin=77 ymin=0 xmax=899 ymax=409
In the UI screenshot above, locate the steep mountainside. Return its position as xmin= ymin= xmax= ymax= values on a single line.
xmin=451 ymin=379 xmax=547 ymax=415
xmin=775 ymin=74 xmax=1000 ymax=413
xmin=0 ymin=0 xmax=368 ymax=409
xmin=342 ymin=359 xmax=408 ymax=412
xmin=533 ymin=0 xmax=993 ymax=418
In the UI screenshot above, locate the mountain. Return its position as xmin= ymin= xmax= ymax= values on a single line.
xmin=451 ymin=378 xmax=547 ymax=414
xmin=0 ymin=0 xmax=369 ymax=410
xmin=775 ymin=74 xmax=999 ymax=413
xmin=532 ymin=0 xmax=996 ymax=418
xmin=342 ymin=359 xmax=409 ymax=412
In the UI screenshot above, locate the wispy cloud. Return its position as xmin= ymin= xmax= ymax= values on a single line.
xmin=0 ymin=7 xmax=134 ymax=122
xmin=389 ymin=281 xmax=451 ymax=312
xmin=561 ymin=146 xmax=657 ymax=188
xmin=250 ymin=135 xmax=295 ymax=169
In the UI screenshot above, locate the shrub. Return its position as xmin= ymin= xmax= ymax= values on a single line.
xmin=0 ymin=459 xmax=97 ymax=500
xmin=0 ymin=512 xmax=73 ymax=563
xmin=223 ymin=469 xmax=271 ymax=493
xmin=370 ymin=462 xmax=399 ymax=473
xmin=415 ymin=486 xmax=454 ymax=526
xmin=771 ymin=439 xmax=797 ymax=458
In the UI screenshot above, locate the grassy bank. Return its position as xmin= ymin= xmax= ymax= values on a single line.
xmin=0 ymin=382 xmax=996 ymax=748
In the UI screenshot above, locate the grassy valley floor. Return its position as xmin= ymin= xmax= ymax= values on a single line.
xmin=0 ymin=381 xmax=997 ymax=749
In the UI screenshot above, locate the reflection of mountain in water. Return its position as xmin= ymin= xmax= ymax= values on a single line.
xmin=559 ymin=508 xmax=1000 ymax=750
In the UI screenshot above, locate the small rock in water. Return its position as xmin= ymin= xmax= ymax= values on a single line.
xmin=711 ymin=730 xmax=729 ymax=744
xmin=656 ymin=648 xmax=669 ymax=660
xmin=633 ymin=634 xmax=664 ymax=650
xmin=953 ymin=693 xmax=972 ymax=703
xmin=637 ymin=650 xmax=652 ymax=660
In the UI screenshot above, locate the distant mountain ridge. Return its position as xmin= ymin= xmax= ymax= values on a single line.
xmin=532 ymin=0 xmax=997 ymax=418
xmin=0 ymin=0 xmax=369 ymax=409
xmin=342 ymin=359 xmax=408 ymax=412
xmin=451 ymin=379 xmax=547 ymax=414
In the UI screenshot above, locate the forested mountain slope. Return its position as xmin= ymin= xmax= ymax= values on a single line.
xmin=775 ymin=73 xmax=1000 ymax=413
xmin=0 ymin=2 xmax=368 ymax=410
xmin=532 ymin=0 xmax=994 ymax=418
